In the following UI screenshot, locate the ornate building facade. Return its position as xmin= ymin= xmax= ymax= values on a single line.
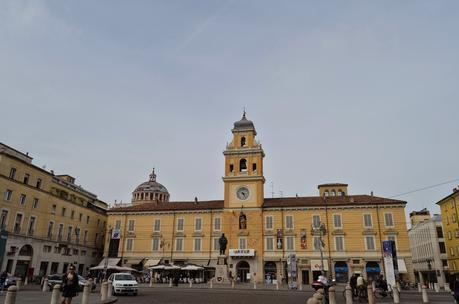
xmin=0 ymin=143 xmax=108 ymax=279
xmin=106 ymin=114 xmax=414 ymax=284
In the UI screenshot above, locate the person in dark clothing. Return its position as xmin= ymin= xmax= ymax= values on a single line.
xmin=453 ymin=276 xmax=459 ymax=304
xmin=0 ymin=271 xmax=7 ymax=292
xmin=60 ymin=265 xmax=79 ymax=304
xmin=350 ymin=274 xmax=357 ymax=297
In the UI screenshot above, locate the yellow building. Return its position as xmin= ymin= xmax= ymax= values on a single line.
xmin=107 ymin=114 xmax=414 ymax=284
xmin=437 ymin=187 xmax=459 ymax=274
xmin=0 ymin=143 xmax=108 ymax=279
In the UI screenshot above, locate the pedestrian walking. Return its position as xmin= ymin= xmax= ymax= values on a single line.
xmin=453 ymin=276 xmax=459 ymax=304
xmin=60 ymin=265 xmax=79 ymax=304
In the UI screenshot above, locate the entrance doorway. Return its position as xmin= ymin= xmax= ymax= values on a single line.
xmin=302 ymin=270 xmax=310 ymax=285
xmin=264 ymin=262 xmax=277 ymax=284
xmin=334 ymin=261 xmax=349 ymax=283
xmin=236 ymin=261 xmax=250 ymax=283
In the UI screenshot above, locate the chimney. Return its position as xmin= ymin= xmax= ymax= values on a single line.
xmin=370 ymin=191 xmax=374 ymax=197
xmin=194 ymin=197 xmax=198 ymax=204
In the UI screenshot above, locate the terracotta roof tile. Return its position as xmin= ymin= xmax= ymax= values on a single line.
xmin=108 ymin=195 xmax=405 ymax=213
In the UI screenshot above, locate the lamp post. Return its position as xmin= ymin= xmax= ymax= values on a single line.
xmin=313 ymin=222 xmax=327 ymax=276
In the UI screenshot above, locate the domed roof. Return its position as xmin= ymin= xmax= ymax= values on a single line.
xmin=233 ymin=111 xmax=256 ymax=133
xmin=133 ymin=169 xmax=169 ymax=194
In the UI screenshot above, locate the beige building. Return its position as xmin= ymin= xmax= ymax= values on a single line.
xmin=408 ymin=209 xmax=447 ymax=288
xmin=0 ymin=143 xmax=108 ymax=279
xmin=106 ymin=114 xmax=414 ymax=284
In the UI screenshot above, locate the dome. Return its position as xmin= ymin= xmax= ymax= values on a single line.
xmin=131 ymin=169 xmax=170 ymax=205
xmin=233 ymin=112 xmax=256 ymax=134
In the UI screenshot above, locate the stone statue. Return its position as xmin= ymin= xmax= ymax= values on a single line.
xmin=219 ymin=233 xmax=228 ymax=255
xmin=239 ymin=211 xmax=247 ymax=229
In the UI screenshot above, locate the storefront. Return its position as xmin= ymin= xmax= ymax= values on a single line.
xmin=263 ymin=261 xmax=277 ymax=283
xmin=311 ymin=259 xmax=329 ymax=281
xmin=334 ymin=261 xmax=349 ymax=283
xmin=365 ymin=261 xmax=381 ymax=281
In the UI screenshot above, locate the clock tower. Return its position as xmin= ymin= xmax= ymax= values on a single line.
xmin=223 ymin=112 xmax=265 ymax=209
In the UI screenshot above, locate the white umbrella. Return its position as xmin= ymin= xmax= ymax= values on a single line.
xmin=181 ymin=265 xmax=204 ymax=271
xmin=163 ymin=264 xmax=181 ymax=270
xmin=149 ymin=263 xmax=180 ymax=271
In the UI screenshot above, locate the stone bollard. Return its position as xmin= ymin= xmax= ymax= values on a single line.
xmin=5 ymin=285 xmax=17 ymax=304
xmin=50 ymin=284 xmax=60 ymax=304
xmin=149 ymin=271 xmax=153 ymax=287
xmin=107 ymin=280 xmax=113 ymax=296
xmin=421 ymin=285 xmax=429 ymax=303
xmin=16 ymin=278 xmax=22 ymax=291
xmin=100 ymin=281 xmax=108 ymax=301
xmin=253 ymin=280 xmax=256 ymax=289
xmin=434 ymin=283 xmax=439 ymax=292
xmin=276 ymin=280 xmax=279 ymax=290
xmin=232 ymin=279 xmax=235 ymax=289
xmin=445 ymin=284 xmax=451 ymax=292
xmin=210 ymin=278 xmax=213 ymax=289
xmin=88 ymin=278 xmax=94 ymax=293
xmin=299 ymin=282 xmax=303 ymax=291
xmin=81 ymin=282 xmax=91 ymax=304
xmin=313 ymin=289 xmax=324 ymax=303
xmin=25 ymin=276 xmax=28 ymax=285
xmin=189 ymin=279 xmax=193 ymax=288
xmin=345 ymin=285 xmax=353 ymax=304
xmin=418 ymin=283 xmax=421 ymax=292
xmin=169 ymin=278 xmax=172 ymax=287
xmin=307 ymin=297 xmax=319 ymax=304
xmin=367 ymin=285 xmax=375 ymax=304
xmin=393 ymin=285 xmax=400 ymax=304
xmin=42 ymin=278 xmax=49 ymax=292
xmin=328 ymin=286 xmax=336 ymax=304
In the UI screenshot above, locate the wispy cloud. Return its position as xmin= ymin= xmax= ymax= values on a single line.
xmin=175 ymin=0 xmax=233 ymax=53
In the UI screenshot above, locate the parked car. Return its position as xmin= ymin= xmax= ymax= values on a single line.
xmin=108 ymin=273 xmax=138 ymax=296
xmin=47 ymin=274 xmax=95 ymax=291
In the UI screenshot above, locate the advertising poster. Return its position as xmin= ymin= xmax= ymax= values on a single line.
xmin=300 ymin=229 xmax=307 ymax=249
xmin=277 ymin=229 xmax=283 ymax=249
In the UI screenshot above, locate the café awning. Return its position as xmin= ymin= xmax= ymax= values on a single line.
xmin=311 ymin=260 xmax=329 ymax=271
xmin=397 ymin=259 xmax=407 ymax=273
xmin=97 ymin=258 xmax=120 ymax=267
xmin=144 ymin=259 xmax=161 ymax=268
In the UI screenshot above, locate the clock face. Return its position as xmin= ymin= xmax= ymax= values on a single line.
xmin=236 ymin=187 xmax=250 ymax=200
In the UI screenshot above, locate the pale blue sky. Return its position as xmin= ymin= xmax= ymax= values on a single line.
xmin=1 ymin=1 xmax=459 ymax=222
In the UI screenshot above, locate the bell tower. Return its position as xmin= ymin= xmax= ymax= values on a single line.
xmin=223 ymin=112 xmax=265 ymax=208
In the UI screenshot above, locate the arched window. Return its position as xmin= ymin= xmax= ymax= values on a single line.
xmin=239 ymin=159 xmax=247 ymax=172
xmin=324 ymin=190 xmax=329 ymax=197
xmin=331 ymin=190 xmax=336 ymax=196
xmin=241 ymin=137 xmax=246 ymax=147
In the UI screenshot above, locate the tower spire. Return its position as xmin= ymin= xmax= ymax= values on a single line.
xmin=149 ymin=168 xmax=156 ymax=182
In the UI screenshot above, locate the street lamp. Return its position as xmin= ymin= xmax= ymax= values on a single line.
xmin=313 ymin=222 xmax=327 ymax=276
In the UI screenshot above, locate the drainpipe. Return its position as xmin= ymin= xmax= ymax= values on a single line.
xmin=171 ymin=211 xmax=176 ymax=262
xmin=376 ymin=204 xmax=386 ymax=277
xmin=324 ymin=198 xmax=332 ymax=277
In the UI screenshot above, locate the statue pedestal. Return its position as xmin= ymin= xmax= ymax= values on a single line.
xmin=215 ymin=255 xmax=229 ymax=284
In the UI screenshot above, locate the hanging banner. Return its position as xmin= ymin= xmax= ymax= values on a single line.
xmin=382 ymin=240 xmax=396 ymax=287
xmin=277 ymin=229 xmax=283 ymax=249
xmin=300 ymin=229 xmax=307 ymax=249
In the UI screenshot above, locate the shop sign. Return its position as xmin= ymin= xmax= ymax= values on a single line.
xmin=229 ymin=249 xmax=255 ymax=257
